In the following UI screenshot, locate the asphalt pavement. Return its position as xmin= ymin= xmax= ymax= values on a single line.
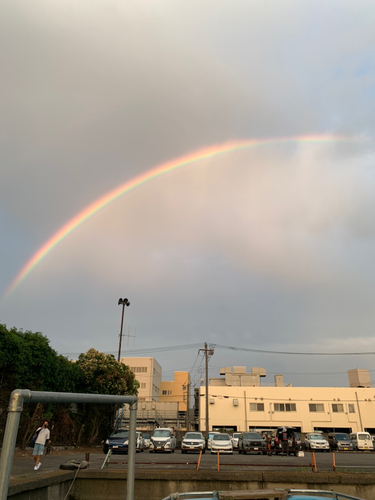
xmin=8 ymin=449 xmax=375 ymax=478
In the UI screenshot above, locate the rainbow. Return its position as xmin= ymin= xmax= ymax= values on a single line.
xmin=4 ymin=134 xmax=356 ymax=296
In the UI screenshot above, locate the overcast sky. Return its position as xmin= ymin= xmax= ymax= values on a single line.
xmin=1 ymin=0 xmax=375 ymax=389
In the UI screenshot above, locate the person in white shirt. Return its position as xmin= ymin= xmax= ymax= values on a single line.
xmin=32 ymin=421 xmax=51 ymax=470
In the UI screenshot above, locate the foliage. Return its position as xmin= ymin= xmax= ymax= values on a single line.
xmin=0 ymin=325 xmax=137 ymax=447
xmin=75 ymin=348 xmax=138 ymax=443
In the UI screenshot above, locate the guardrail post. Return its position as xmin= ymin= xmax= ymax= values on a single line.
xmin=196 ymin=450 xmax=202 ymax=471
xmin=0 ymin=390 xmax=24 ymax=500
xmin=310 ymin=452 xmax=317 ymax=472
xmin=217 ymin=450 xmax=220 ymax=471
xmin=127 ymin=400 xmax=138 ymax=500
xmin=332 ymin=451 xmax=336 ymax=472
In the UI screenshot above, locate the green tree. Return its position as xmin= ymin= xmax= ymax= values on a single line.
xmin=0 ymin=323 xmax=81 ymax=447
xmin=75 ymin=348 xmax=137 ymax=443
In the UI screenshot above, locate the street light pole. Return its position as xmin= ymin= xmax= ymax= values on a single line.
xmin=117 ymin=298 xmax=130 ymax=362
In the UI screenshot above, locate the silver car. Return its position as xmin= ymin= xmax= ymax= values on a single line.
xmin=210 ymin=433 xmax=233 ymax=454
xmin=304 ymin=433 xmax=330 ymax=452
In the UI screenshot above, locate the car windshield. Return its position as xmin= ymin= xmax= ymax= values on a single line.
xmin=233 ymin=433 xmax=241 ymax=438
xmin=153 ymin=430 xmax=171 ymax=438
xmin=185 ymin=433 xmax=202 ymax=440
xmin=243 ymin=432 xmax=262 ymax=439
xmin=358 ymin=433 xmax=371 ymax=440
xmin=310 ymin=434 xmax=325 ymax=440
xmin=110 ymin=430 xmax=129 ymax=438
xmin=143 ymin=434 xmax=150 ymax=439
xmin=214 ymin=434 xmax=230 ymax=440
xmin=335 ymin=434 xmax=350 ymax=441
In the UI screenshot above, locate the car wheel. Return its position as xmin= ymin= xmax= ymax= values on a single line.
xmin=202 ymin=449 xmax=205 ymax=454
xmin=103 ymin=446 xmax=108 ymax=454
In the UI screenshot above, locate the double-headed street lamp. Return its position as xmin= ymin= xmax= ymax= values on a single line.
xmin=118 ymin=298 xmax=130 ymax=362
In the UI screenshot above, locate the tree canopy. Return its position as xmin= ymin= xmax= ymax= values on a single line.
xmin=0 ymin=324 xmax=138 ymax=447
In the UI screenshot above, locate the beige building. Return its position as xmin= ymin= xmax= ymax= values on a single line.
xmin=120 ymin=357 xmax=162 ymax=401
xmin=199 ymin=367 xmax=375 ymax=434
xmin=160 ymin=371 xmax=191 ymax=413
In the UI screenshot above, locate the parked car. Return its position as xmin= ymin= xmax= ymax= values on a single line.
xmin=304 ymin=433 xmax=330 ymax=452
xmin=181 ymin=432 xmax=205 ymax=453
xmin=210 ymin=433 xmax=233 ymax=454
xmin=238 ymin=432 xmax=267 ymax=455
xmin=231 ymin=432 xmax=241 ymax=450
xmin=161 ymin=489 xmax=366 ymax=500
xmin=272 ymin=427 xmax=301 ymax=455
xmin=284 ymin=489 xmax=365 ymax=499
xmin=349 ymin=432 xmax=374 ymax=451
xmin=328 ymin=432 xmax=353 ymax=451
xmin=143 ymin=433 xmax=151 ymax=448
xmin=149 ymin=427 xmax=177 ymax=453
xmin=103 ymin=429 xmax=130 ymax=454
xmin=207 ymin=432 xmax=216 ymax=450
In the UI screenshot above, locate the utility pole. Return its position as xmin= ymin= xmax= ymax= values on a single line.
xmin=199 ymin=342 xmax=214 ymax=437
xmin=185 ymin=381 xmax=190 ymax=431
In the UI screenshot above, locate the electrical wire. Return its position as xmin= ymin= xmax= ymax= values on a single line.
xmin=213 ymin=343 xmax=375 ymax=356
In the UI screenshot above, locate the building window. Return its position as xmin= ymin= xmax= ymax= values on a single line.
xmin=183 ymin=385 xmax=186 ymax=390
xmin=348 ymin=404 xmax=355 ymax=413
xmin=332 ymin=403 xmax=344 ymax=413
xmin=250 ymin=403 xmax=264 ymax=412
xmin=309 ymin=403 xmax=324 ymax=412
xmin=130 ymin=366 xmax=148 ymax=373
xmin=139 ymin=397 xmax=145 ymax=402
xmin=274 ymin=403 xmax=296 ymax=412
xmin=141 ymin=383 xmax=146 ymax=389
xmin=162 ymin=390 xmax=167 ymax=395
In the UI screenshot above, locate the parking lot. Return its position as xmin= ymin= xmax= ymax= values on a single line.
xmin=10 ymin=449 xmax=375 ymax=476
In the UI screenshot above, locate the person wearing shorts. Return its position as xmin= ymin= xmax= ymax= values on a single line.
xmin=33 ymin=421 xmax=50 ymax=470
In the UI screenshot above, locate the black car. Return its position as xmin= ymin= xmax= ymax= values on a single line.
xmin=272 ymin=427 xmax=301 ymax=456
xmin=328 ymin=432 xmax=353 ymax=451
xmin=238 ymin=432 xmax=267 ymax=454
xmin=103 ymin=429 xmax=130 ymax=454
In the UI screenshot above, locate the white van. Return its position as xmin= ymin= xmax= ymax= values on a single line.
xmin=349 ymin=432 xmax=374 ymax=451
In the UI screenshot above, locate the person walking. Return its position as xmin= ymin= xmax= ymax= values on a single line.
xmin=32 ymin=421 xmax=50 ymax=470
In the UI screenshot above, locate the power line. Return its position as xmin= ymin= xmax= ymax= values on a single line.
xmin=62 ymin=343 xmax=202 ymax=357
xmin=213 ymin=343 xmax=375 ymax=356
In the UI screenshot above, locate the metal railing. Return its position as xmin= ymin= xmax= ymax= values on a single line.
xmin=0 ymin=390 xmax=138 ymax=500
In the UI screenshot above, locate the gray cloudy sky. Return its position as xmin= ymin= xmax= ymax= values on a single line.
xmin=1 ymin=0 xmax=375 ymax=388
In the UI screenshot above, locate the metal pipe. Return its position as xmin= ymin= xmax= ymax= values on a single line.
xmin=126 ymin=400 xmax=138 ymax=500
xmin=0 ymin=389 xmax=137 ymax=500
xmin=0 ymin=391 xmax=24 ymax=499
xmin=355 ymin=391 xmax=363 ymax=431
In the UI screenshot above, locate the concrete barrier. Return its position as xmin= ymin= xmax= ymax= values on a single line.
xmin=8 ymin=470 xmax=375 ymax=500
